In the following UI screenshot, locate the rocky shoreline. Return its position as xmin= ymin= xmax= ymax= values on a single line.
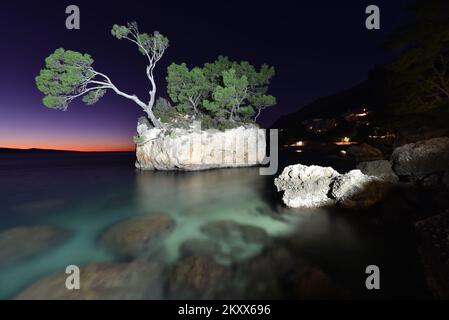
xmin=275 ymin=136 xmax=449 ymax=299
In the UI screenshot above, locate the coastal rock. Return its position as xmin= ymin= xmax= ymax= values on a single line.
xmin=180 ymin=238 xmax=222 ymax=258
xmin=169 ymin=255 xmax=230 ymax=299
xmin=394 ymin=127 xmax=449 ymax=148
xmin=391 ymin=137 xmax=449 ymax=180
xmin=135 ymin=122 xmax=266 ymax=171
xmin=415 ymin=211 xmax=449 ymax=299
xmin=0 ymin=225 xmax=71 ymax=266
xmin=200 ymin=220 xmax=268 ymax=244
xmin=275 ymin=164 xmax=389 ymax=209
xmin=16 ymin=261 xmax=164 ymax=300
xmin=346 ymin=143 xmax=383 ymax=161
xmin=100 ymin=213 xmax=175 ymax=259
xmin=274 ymin=165 xmax=340 ymax=208
xmin=330 ymin=170 xmax=389 ymax=209
xmin=356 ymin=160 xmax=399 ymax=183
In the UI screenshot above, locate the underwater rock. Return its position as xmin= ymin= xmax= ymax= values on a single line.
xmin=391 ymin=137 xmax=449 ymax=181
xmin=356 ymin=160 xmax=399 ymax=183
xmin=274 ymin=165 xmax=340 ymax=208
xmin=0 ymin=225 xmax=71 ymax=266
xmin=180 ymin=238 xmax=222 ymax=258
xmin=134 ymin=122 xmax=266 ymax=171
xmin=15 ymin=261 xmax=164 ymax=300
xmin=200 ymin=220 xmax=269 ymax=244
xmin=275 ymin=164 xmax=389 ymax=209
xmin=169 ymin=255 xmax=231 ymax=299
xmin=346 ymin=143 xmax=383 ymax=161
xmin=100 ymin=213 xmax=175 ymax=259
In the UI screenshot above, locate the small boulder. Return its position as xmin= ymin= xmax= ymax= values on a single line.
xmin=169 ymin=255 xmax=230 ymax=299
xmin=16 ymin=261 xmax=164 ymax=300
xmin=356 ymin=160 xmax=399 ymax=183
xmin=274 ymin=165 xmax=340 ymax=208
xmin=391 ymin=137 xmax=449 ymax=180
xmin=330 ymin=170 xmax=390 ymax=209
xmin=0 ymin=225 xmax=71 ymax=266
xmin=200 ymin=220 xmax=268 ymax=244
xmin=346 ymin=143 xmax=383 ymax=161
xmin=275 ymin=164 xmax=389 ymax=210
xmin=100 ymin=213 xmax=175 ymax=259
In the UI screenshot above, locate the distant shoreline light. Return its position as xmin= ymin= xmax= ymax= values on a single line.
xmin=0 ymin=144 xmax=135 ymax=152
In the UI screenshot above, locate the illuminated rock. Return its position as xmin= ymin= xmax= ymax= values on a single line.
xmin=275 ymin=164 xmax=390 ymax=209
xmin=391 ymin=137 xmax=449 ymax=180
xmin=134 ymin=120 xmax=266 ymax=171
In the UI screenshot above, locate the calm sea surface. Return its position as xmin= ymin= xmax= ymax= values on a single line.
xmin=0 ymin=151 xmax=429 ymax=299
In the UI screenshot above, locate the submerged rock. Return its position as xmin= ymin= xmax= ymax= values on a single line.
xmin=134 ymin=122 xmax=266 ymax=171
xmin=200 ymin=220 xmax=269 ymax=244
xmin=180 ymin=238 xmax=222 ymax=258
xmin=0 ymin=225 xmax=71 ymax=266
xmin=346 ymin=143 xmax=383 ymax=161
xmin=391 ymin=137 xmax=449 ymax=180
xmin=16 ymin=261 xmax=164 ymax=300
xmin=356 ymin=160 xmax=399 ymax=183
xmin=275 ymin=164 xmax=390 ymax=209
xmin=274 ymin=165 xmax=340 ymax=208
xmin=100 ymin=213 xmax=175 ymax=259
xmin=169 ymin=255 xmax=231 ymax=299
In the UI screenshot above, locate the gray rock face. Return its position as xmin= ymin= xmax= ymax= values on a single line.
xmin=274 ymin=165 xmax=340 ymax=208
xmin=391 ymin=137 xmax=449 ymax=180
xmin=356 ymin=160 xmax=399 ymax=183
xmin=135 ymin=121 xmax=266 ymax=171
xmin=415 ymin=211 xmax=449 ymax=299
xmin=16 ymin=261 xmax=164 ymax=300
xmin=275 ymin=164 xmax=390 ymax=209
xmin=0 ymin=226 xmax=71 ymax=266
xmin=100 ymin=213 xmax=175 ymax=259
xmin=346 ymin=143 xmax=383 ymax=161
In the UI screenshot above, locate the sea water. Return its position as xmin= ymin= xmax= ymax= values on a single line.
xmin=0 ymin=152 xmax=429 ymax=299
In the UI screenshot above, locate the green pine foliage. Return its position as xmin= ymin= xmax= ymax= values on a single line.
xmin=165 ymin=56 xmax=276 ymax=125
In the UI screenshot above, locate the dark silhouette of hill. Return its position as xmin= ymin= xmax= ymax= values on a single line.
xmin=272 ymin=67 xmax=392 ymax=130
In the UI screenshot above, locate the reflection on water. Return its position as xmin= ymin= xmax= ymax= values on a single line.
xmin=0 ymin=152 xmax=428 ymax=299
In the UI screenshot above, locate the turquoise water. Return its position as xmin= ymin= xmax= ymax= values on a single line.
xmin=0 ymin=152 xmax=429 ymax=299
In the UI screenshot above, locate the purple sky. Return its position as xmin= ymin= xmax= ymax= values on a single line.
xmin=0 ymin=0 xmax=409 ymax=151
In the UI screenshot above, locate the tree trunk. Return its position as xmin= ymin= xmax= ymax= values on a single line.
xmin=146 ymin=109 xmax=162 ymax=128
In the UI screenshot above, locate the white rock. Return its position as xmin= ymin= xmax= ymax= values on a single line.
xmin=135 ymin=122 xmax=266 ymax=171
xmin=275 ymin=164 xmax=390 ymax=209
xmin=330 ymin=170 xmax=388 ymax=209
xmin=391 ymin=137 xmax=449 ymax=180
